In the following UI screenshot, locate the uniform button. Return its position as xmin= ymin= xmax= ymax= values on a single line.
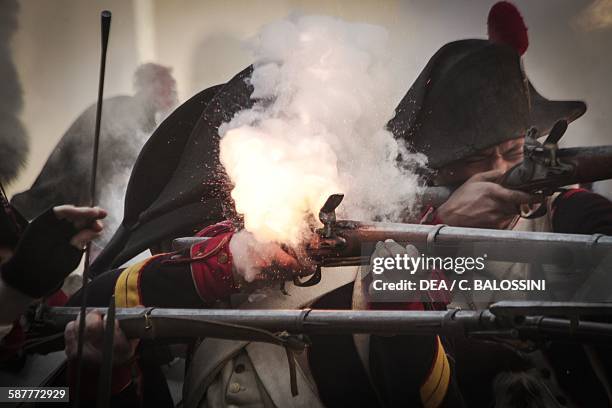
xmin=229 ymin=382 xmax=241 ymax=393
xmin=218 ymin=251 xmax=229 ymax=264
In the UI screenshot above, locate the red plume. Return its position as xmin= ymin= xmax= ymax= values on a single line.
xmin=487 ymin=1 xmax=528 ymax=56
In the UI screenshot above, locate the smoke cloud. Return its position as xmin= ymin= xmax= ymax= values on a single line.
xmin=573 ymin=0 xmax=612 ymax=32
xmin=219 ymin=15 xmax=425 ymax=247
xmin=97 ymin=127 xmax=155 ymax=245
xmin=0 ymin=0 xmax=28 ymax=185
xmin=96 ymin=65 xmax=177 ymax=245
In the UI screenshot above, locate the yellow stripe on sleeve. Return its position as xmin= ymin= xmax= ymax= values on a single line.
xmin=114 ymin=259 xmax=149 ymax=308
xmin=420 ymin=336 xmax=451 ymax=408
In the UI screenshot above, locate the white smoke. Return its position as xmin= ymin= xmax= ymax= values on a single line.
xmin=219 ymin=15 xmax=425 ymax=247
xmin=95 ymin=64 xmax=178 ymax=247
xmin=573 ymin=0 xmax=612 ymax=32
xmin=97 ymin=128 xmax=150 ymax=245
xmin=96 ymin=107 xmax=176 ymax=246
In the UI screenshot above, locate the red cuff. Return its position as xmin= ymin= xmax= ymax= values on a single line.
xmin=195 ymin=220 xmax=235 ymax=237
xmin=550 ymin=188 xmax=590 ymax=220
xmin=558 ymin=187 xmax=589 ymax=201
xmin=190 ymin=222 xmax=238 ymax=303
xmin=45 ymin=290 xmax=68 ymax=306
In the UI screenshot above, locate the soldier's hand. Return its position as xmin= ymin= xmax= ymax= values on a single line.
xmin=367 ymin=240 xmax=422 ymax=301
xmin=64 ymin=310 xmax=136 ymax=366
xmin=436 ymin=169 xmax=542 ymax=229
xmin=230 ymin=231 xmax=314 ymax=284
xmin=1 ymin=206 xmax=107 ymax=298
xmin=53 ymin=205 xmax=107 ymax=249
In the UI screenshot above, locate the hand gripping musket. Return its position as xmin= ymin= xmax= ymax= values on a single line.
xmin=421 ymin=120 xmax=612 ymax=209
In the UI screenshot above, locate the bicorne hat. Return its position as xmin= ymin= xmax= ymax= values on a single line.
xmin=387 ymin=1 xmax=586 ymax=170
xmin=90 ymin=67 xmax=254 ymax=274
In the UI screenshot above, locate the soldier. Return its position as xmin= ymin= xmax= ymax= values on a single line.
xmin=10 ymin=63 xmax=178 ymax=222
xmin=0 ymin=190 xmax=106 ymax=347
xmin=387 ymin=1 xmax=612 ymax=406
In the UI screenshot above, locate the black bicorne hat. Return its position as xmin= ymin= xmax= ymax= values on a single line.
xmin=90 ymin=66 xmax=254 ymax=274
xmin=387 ymin=1 xmax=586 ymax=170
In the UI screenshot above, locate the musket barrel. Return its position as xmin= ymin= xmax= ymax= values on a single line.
xmin=417 ymin=145 xmax=612 ymax=207
xmin=40 ymin=307 xmax=490 ymax=337
xmin=37 ymin=306 xmax=612 ymax=345
xmin=320 ymin=221 xmax=612 ymax=267
xmin=558 ymin=146 xmax=612 ymax=184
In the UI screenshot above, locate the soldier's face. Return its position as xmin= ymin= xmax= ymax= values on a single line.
xmin=435 ymin=137 xmax=525 ymax=185
xmin=140 ymin=74 xmax=178 ymax=113
xmin=154 ymin=75 xmax=178 ymax=111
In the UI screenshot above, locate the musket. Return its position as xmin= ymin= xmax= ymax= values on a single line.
xmin=28 ymin=301 xmax=612 ymax=400
xmin=29 ymin=302 xmax=612 ymax=346
xmin=421 ymin=121 xmax=612 ymax=208
xmin=304 ymin=193 xmax=612 ymax=286
xmin=309 ymin=193 xmax=612 ymax=266
xmin=171 ymin=193 xmax=612 ymax=288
